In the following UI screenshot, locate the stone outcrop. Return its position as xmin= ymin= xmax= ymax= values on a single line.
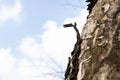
xmin=65 ymin=0 xmax=120 ymax=80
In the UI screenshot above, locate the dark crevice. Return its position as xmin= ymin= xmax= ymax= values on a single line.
xmin=86 ymin=0 xmax=98 ymax=13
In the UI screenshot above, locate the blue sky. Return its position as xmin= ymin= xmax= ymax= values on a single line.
xmin=0 ymin=0 xmax=88 ymax=80
xmin=0 ymin=0 xmax=87 ymax=47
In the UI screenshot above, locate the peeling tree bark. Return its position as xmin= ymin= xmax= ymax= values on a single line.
xmin=65 ymin=0 xmax=120 ymax=80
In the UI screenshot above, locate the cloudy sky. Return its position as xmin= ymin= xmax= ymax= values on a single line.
xmin=0 ymin=0 xmax=88 ymax=80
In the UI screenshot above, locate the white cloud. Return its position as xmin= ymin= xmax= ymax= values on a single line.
xmin=0 ymin=0 xmax=22 ymax=22
xmin=0 ymin=48 xmax=60 ymax=80
xmin=18 ymin=37 xmax=45 ymax=59
xmin=18 ymin=20 xmax=76 ymax=67
xmin=18 ymin=59 xmax=61 ymax=80
xmin=41 ymin=21 xmax=76 ymax=65
xmin=0 ymin=48 xmax=20 ymax=80
xmin=0 ymin=48 xmax=15 ymax=75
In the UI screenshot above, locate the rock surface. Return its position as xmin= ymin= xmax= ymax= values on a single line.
xmin=65 ymin=0 xmax=120 ymax=80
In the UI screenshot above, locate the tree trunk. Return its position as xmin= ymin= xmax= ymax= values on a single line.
xmin=65 ymin=0 xmax=120 ymax=80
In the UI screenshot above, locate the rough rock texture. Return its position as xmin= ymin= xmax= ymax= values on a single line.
xmin=65 ymin=0 xmax=120 ymax=80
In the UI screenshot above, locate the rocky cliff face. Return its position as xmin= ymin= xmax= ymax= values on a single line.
xmin=65 ymin=0 xmax=120 ymax=80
